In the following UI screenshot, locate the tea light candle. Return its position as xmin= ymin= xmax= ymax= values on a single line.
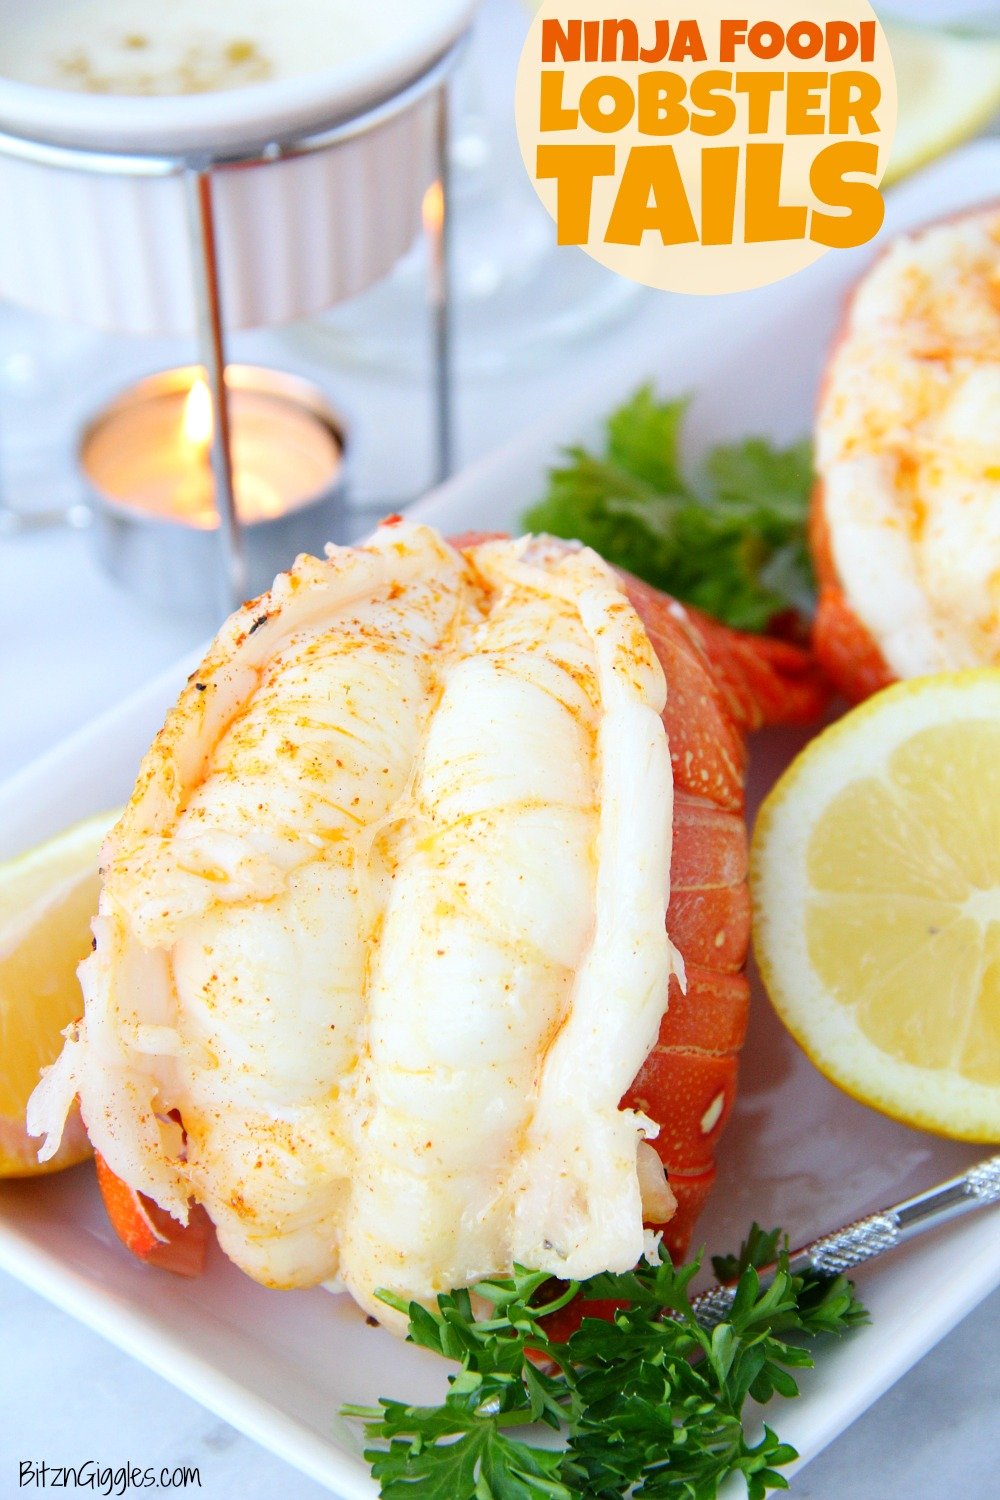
xmin=80 ymin=365 xmax=348 ymax=615
xmin=82 ymin=364 xmax=342 ymax=526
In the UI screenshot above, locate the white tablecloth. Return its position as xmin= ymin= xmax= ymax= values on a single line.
xmin=1 ymin=3 xmax=997 ymax=1495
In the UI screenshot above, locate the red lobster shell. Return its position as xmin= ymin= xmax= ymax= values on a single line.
xmin=93 ymin=540 xmax=827 ymax=1277
xmin=620 ymin=574 xmax=826 ymax=1257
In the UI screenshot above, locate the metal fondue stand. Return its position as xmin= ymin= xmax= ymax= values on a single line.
xmin=0 ymin=41 xmax=463 ymax=611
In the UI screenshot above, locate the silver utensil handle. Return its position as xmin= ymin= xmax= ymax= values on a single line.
xmin=692 ymin=1153 xmax=1000 ymax=1328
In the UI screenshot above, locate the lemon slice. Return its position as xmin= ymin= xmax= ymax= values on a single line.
xmin=0 ymin=810 xmax=118 ymax=1176
xmin=884 ymin=21 xmax=1000 ymax=186
xmin=751 ymin=672 xmax=1000 ymax=1141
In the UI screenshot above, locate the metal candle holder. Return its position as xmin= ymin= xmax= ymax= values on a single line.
xmin=80 ymin=364 xmax=349 ymax=616
xmin=0 ymin=40 xmax=463 ymax=614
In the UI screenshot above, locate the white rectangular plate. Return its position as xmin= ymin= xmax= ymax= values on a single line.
xmin=2 ymin=144 xmax=999 ymax=1498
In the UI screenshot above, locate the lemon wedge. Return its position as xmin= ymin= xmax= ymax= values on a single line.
xmin=0 ymin=811 xmax=118 ymax=1176
xmin=751 ymin=672 xmax=1000 ymax=1141
xmin=884 ymin=20 xmax=1000 ymax=186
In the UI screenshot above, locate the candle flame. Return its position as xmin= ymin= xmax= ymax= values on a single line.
xmin=422 ymin=180 xmax=444 ymax=237
xmin=182 ymin=376 xmax=213 ymax=448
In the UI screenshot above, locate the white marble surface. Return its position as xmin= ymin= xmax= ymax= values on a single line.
xmin=1 ymin=2 xmax=998 ymax=1495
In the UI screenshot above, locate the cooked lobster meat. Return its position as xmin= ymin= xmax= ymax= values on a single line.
xmin=812 ymin=205 xmax=1000 ymax=701
xmin=29 ymin=521 xmax=823 ymax=1325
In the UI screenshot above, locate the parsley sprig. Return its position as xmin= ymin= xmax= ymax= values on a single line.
xmin=521 ymin=386 xmax=815 ymax=634
xmin=344 ymin=1226 xmax=868 ymax=1500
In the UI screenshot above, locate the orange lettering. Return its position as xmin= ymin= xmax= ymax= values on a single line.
xmin=539 ymin=71 xmax=577 ymax=132
xmin=535 ymin=144 xmax=617 ymax=244
xmin=825 ymin=23 xmax=860 ymax=62
xmin=602 ymin=20 xmax=639 ymax=63
xmin=787 ymin=21 xmax=824 ymax=59
xmin=748 ymin=21 xmax=784 ymax=60
xmin=671 ymin=20 xmax=706 ymax=63
xmin=830 ymin=72 xmax=881 ymax=134
xmin=745 ymin=143 xmax=808 ymax=242
xmin=786 ymin=72 xmax=828 ymax=135
xmin=639 ymin=21 xmax=671 ymax=63
xmin=689 ymin=70 xmax=737 ymax=136
xmin=541 ymin=20 xmax=580 ymax=63
xmin=735 ymin=71 xmax=784 ymax=133
xmin=701 ymin=146 xmax=740 ymax=245
xmin=720 ymin=18 xmax=748 ymax=62
xmin=637 ymin=72 xmax=690 ymax=135
xmin=810 ymin=141 xmax=884 ymax=247
xmin=579 ymin=74 xmax=635 ymax=133
xmin=605 ymin=145 xmax=698 ymax=246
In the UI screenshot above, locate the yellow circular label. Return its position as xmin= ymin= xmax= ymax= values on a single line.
xmin=515 ymin=0 xmax=897 ymax=294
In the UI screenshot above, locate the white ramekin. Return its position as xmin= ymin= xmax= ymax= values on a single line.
xmin=0 ymin=0 xmax=476 ymax=333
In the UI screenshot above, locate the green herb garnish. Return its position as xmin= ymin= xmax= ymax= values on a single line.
xmin=344 ymin=1225 xmax=868 ymax=1499
xmin=522 ymin=386 xmax=815 ymax=633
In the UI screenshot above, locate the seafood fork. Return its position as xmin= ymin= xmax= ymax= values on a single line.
xmin=693 ymin=1154 xmax=1000 ymax=1328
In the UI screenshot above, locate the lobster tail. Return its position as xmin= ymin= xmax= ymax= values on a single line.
xmin=622 ymin=572 xmax=822 ymax=1257
xmin=77 ymin=530 xmax=827 ymax=1291
xmin=810 ymin=482 xmax=895 ymax=704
